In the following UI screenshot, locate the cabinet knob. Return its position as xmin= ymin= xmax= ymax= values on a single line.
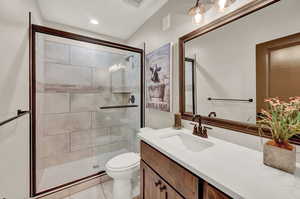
xmin=160 ymin=185 xmax=167 ymax=191
xmin=154 ymin=180 xmax=161 ymax=187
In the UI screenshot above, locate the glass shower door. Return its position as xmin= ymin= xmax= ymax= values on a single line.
xmin=33 ymin=28 xmax=143 ymax=195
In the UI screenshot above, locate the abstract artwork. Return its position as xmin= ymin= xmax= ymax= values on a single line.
xmin=146 ymin=43 xmax=172 ymax=112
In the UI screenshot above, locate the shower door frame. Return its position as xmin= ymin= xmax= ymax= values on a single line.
xmin=30 ymin=24 xmax=145 ymax=197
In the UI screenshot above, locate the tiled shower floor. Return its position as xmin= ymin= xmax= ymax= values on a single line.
xmin=64 ymin=180 xmax=139 ymax=199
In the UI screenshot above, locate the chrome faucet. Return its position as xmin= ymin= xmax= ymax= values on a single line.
xmin=191 ymin=115 xmax=209 ymax=138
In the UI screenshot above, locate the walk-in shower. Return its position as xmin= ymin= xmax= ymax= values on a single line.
xmin=30 ymin=25 xmax=144 ymax=196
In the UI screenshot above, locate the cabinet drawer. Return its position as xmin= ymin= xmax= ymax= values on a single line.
xmin=141 ymin=141 xmax=199 ymax=199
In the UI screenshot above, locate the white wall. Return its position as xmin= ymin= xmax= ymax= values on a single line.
xmin=0 ymin=0 xmax=43 ymax=198
xmin=185 ymin=0 xmax=300 ymax=124
xmin=127 ymin=0 xmax=254 ymax=128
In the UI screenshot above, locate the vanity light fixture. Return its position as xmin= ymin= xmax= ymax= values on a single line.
xmin=188 ymin=0 xmax=233 ymax=24
xmin=218 ymin=0 xmax=228 ymax=11
xmin=89 ymin=19 xmax=99 ymax=25
xmin=188 ymin=0 xmax=205 ymax=24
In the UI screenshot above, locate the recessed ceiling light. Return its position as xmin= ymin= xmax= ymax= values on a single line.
xmin=90 ymin=19 xmax=99 ymax=25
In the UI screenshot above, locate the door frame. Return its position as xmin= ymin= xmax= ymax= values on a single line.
xmin=29 ymin=24 xmax=145 ymax=197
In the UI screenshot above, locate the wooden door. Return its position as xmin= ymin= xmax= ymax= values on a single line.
xmin=203 ymin=182 xmax=230 ymax=199
xmin=256 ymin=32 xmax=300 ymax=113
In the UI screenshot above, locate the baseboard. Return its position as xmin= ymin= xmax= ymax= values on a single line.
xmin=36 ymin=173 xmax=112 ymax=199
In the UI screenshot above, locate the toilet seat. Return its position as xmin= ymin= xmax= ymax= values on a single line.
xmin=106 ymin=152 xmax=140 ymax=171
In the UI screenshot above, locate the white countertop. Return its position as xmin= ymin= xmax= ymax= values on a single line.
xmin=138 ymin=128 xmax=300 ymax=199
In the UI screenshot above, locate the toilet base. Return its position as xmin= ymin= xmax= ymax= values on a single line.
xmin=113 ymin=178 xmax=132 ymax=199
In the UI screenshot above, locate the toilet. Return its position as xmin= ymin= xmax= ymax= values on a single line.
xmin=105 ymin=128 xmax=152 ymax=199
xmin=105 ymin=152 xmax=140 ymax=199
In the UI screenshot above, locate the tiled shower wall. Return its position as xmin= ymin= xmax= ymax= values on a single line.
xmin=35 ymin=34 xmax=140 ymax=190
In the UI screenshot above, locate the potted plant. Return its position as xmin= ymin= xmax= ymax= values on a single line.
xmin=258 ymin=97 xmax=300 ymax=174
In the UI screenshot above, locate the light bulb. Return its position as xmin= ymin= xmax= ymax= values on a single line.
xmin=90 ymin=19 xmax=99 ymax=25
xmin=218 ymin=0 xmax=227 ymax=11
xmin=194 ymin=12 xmax=202 ymax=24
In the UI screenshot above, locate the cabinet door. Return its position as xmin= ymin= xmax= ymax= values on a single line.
xmin=141 ymin=161 xmax=161 ymax=199
xmin=141 ymin=161 xmax=185 ymax=199
xmin=203 ymin=182 xmax=231 ymax=199
xmin=161 ymin=182 xmax=185 ymax=199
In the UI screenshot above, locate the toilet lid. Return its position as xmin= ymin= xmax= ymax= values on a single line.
xmin=106 ymin=152 xmax=140 ymax=170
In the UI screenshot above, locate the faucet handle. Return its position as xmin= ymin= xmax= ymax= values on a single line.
xmin=202 ymin=127 xmax=208 ymax=138
xmin=202 ymin=126 xmax=212 ymax=138
xmin=190 ymin=122 xmax=198 ymax=135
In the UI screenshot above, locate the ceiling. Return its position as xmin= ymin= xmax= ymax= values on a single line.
xmin=37 ymin=0 xmax=168 ymax=40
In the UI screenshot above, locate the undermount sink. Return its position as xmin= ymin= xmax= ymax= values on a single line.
xmin=159 ymin=132 xmax=213 ymax=152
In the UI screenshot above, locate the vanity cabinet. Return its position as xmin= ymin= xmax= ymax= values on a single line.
xmin=140 ymin=141 xmax=232 ymax=199
xmin=141 ymin=141 xmax=199 ymax=199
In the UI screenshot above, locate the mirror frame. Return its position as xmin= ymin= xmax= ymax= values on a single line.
xmin=179 ymin=0 xmax=300 ymax=145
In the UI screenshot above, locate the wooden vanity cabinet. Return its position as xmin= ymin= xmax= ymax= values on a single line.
xmin=140 ymin=141 xmax=232 ymax=199
xmin=141 ymin=142 xmax=199 ymax=199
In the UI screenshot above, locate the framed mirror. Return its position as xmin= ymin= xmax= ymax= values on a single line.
xmin=179 ymin=0 xmax=300 ymax=144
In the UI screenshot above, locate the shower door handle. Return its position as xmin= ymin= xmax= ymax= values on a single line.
xmin=99 ymin=105 xmax=138 ymax=109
